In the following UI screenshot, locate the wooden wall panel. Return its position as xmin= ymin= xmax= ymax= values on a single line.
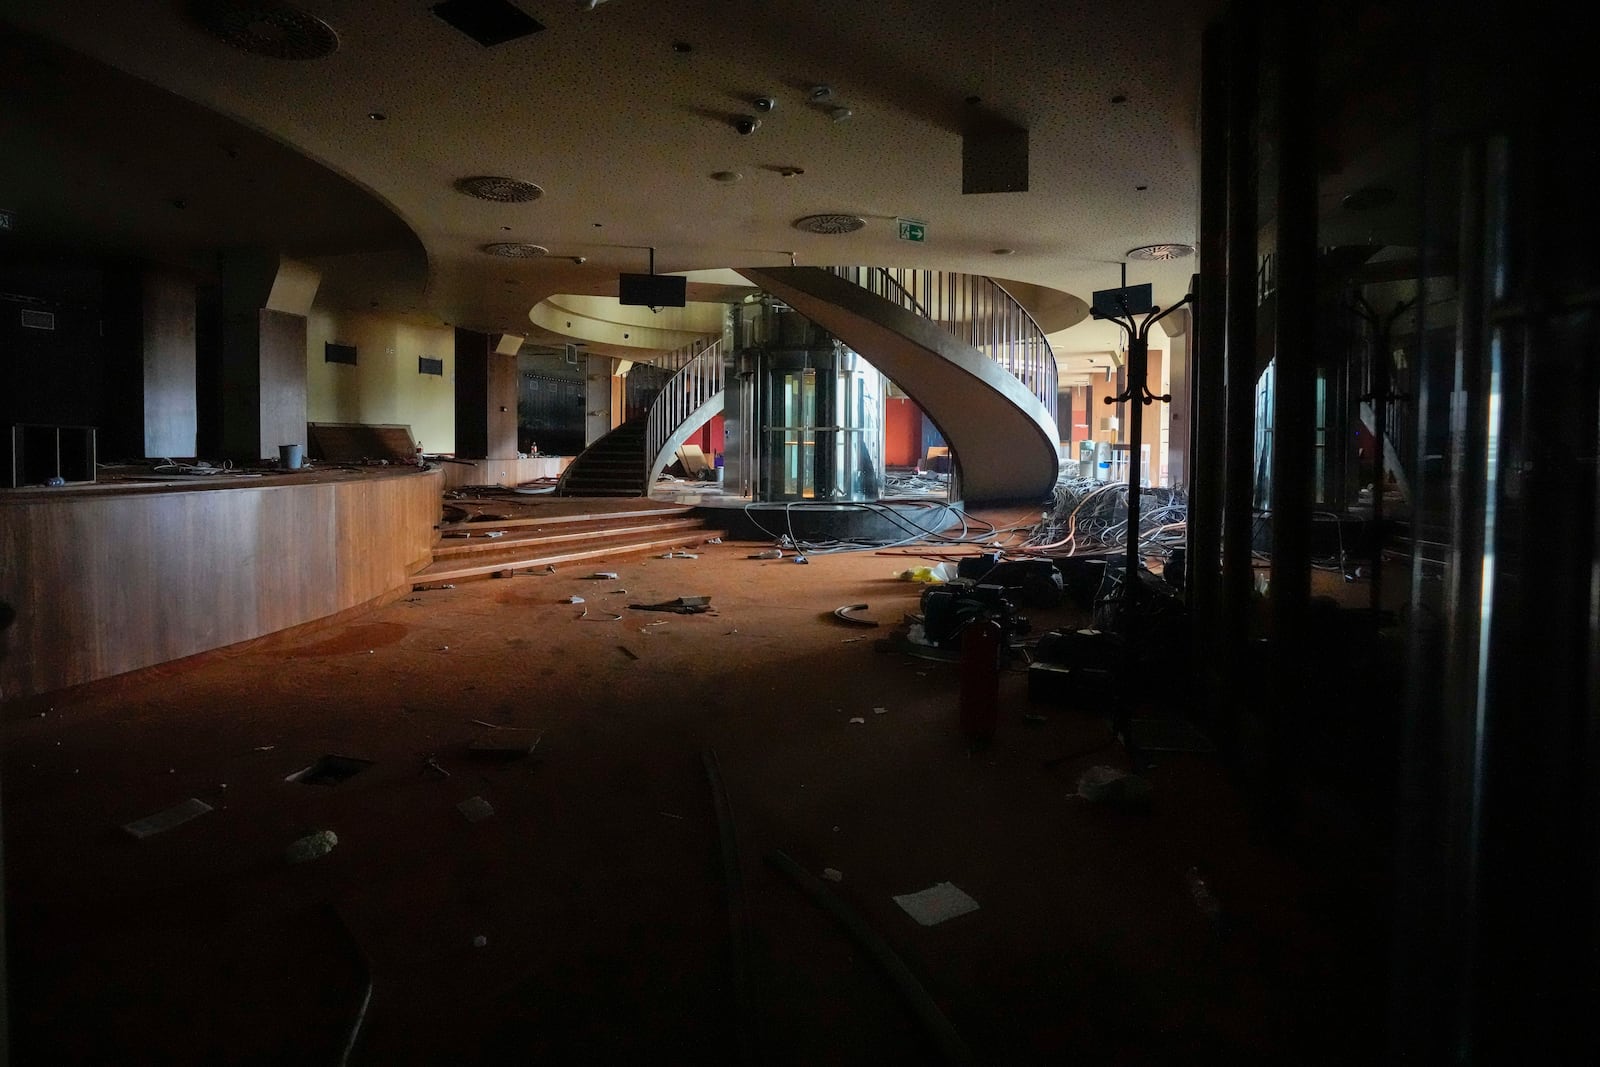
xmin=0 ymin=468 xmax=440 ymax=699
xmin=487 ymin=351 xmax=518 ymax=458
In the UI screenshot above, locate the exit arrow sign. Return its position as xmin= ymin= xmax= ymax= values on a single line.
xmin=896 ymin=217 xmax=926 ymax=242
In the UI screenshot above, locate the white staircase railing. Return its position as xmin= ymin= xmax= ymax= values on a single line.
xmin=829 ymin=266 xmax=1058 ymax=423
xmin=644 ymin=338 xmax=723 ymax=482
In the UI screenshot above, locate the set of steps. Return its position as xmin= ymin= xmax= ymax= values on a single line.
xmin=410 ymin=501 xmax=721 ymax=585
xmin=556 ymin=419 xmax=648 ymax=496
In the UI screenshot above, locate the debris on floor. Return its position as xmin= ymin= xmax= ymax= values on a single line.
xmin=472 ymin=935 xmax=488 ymax=948
xmin=617 ymin=645 xmax=640 ymax=660
xmin=896 ymin=563 xmax=954 ymax=583
xmin=832 ymin=603 xmax=879 ymax=627
xmin=629 ymin=596 xmax=712 ymax=614
xmin=1186 ymin=866 xmax=1224 ymax=927
xmin=892 ymin=881 xmax=980 ymax=926
xmin=468 ymin=729 xmax=543 ymax=758
xmin=793 ymin=555 xmax=809 ymax=564
xmin=562 ymin=595 xmax=586 ymax=604
xmin=412 ymin=583 xmax=456 ymax=591
xmin=873 ymin=706 xmax=888 ymax=715
xmin=456 ymin=795 xmax=495 ymax=823
xmin=822 ymin=867 xmax=844 ymax=882
xmin=849 ymin=716 xmax=866 ymax=724
xmin=285 ymin=829 xmax=339 ymax=863
xmin=285 ymin=755 xmax=374 ymax=785
xmin=423 ymin=756 xmax=451 ymax=779
xmin=704 ymin=536 xmax=723 ymax=544
xmin=122 ymin=797 xmax=213 ymax=839
xmin=748 ymin=549 xmax=783 ymax=560
xmin=582 ymin=572 xmax=619 ymax=580
xmin=1075 ymin=765 xmax=1153 ymax=812
xmin=659 ymin=550 xmax=699 ymax=559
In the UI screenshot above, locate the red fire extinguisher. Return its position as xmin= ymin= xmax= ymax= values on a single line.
xmin=959 ymin=616 xmax=1003 ymax=745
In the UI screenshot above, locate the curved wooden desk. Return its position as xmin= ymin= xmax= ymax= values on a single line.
xmin=0 ymin=467 xmax=441 ymax=699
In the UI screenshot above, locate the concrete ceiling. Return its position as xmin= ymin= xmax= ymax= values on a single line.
xmin=2 ymin=0 xmax=1218 ymax=365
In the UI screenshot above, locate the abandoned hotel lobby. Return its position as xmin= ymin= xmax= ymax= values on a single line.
xmin=0 ymin=0 xmax=1594 ymax=1063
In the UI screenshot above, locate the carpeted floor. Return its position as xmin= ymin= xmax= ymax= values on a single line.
xmin=1 ymin=535 xmax=1384 ymax=1064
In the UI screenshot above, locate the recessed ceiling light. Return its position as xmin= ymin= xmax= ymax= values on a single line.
xmin=710 ymin=170 xmax=742 ymax=183
xmin=455 ymin=175 xmax=543 ymax=202
xmin=793 ymin=214 xmax=866 ymax=235
xmin=991 ymin=248 xmax=1015 ymax=256
xmin=186 ymin=0 xmax=340 ymax=60
xmin=809 ymin=85 xmax=833 ymax=101
xmin=367 ymin=111 xmax=387 ymax=121
xmin=1126 ymin=243 xmax=1196 ymax=261
xmin=482 ymin=242 xmax=549 ymax=258
xmin=672 ymin=41 xmax=693 ymax=53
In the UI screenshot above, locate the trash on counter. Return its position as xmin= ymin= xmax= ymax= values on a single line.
xmin=892 ymin=882 xmax=980 ymax=926
xmin=286 ymin=829 xmax=339 ymax=863
xmin=123 ymin=798 xmax=213 ymax=839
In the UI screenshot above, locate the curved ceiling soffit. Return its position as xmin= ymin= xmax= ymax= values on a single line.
xmin=0 ymin=25 xmax=428 ymax=305
xmin=528 ymin=298 xmax=713 ymax=352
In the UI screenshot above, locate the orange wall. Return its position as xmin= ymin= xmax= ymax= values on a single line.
xmin=885 ymin=397 xmax=922 ymax=466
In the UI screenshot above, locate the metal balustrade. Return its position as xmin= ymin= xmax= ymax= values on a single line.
xmin=828 ymin=266 xmax=1058 ymax=422
xmin=643 ymin=338 xmax=723 ymax=480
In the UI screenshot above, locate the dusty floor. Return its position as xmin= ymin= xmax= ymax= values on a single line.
xmin=2 ymin=531 xmax=1385 ymax=1065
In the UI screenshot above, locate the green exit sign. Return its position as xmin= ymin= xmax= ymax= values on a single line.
xmin=897 ymin=217 xmax=926 ymax=242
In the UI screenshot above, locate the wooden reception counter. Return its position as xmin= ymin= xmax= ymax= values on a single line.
xmin=0 ymin=465 xmax=441 ymax=699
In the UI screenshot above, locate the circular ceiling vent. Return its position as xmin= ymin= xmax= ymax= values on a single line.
xmin=186 ymin=1 xmax=340 ymax=60
xmin=482 ymin=242 xmax=549 ymax=258
xmin=1126 ymin=243 xmax=1196 ymax=261
xmin=794 ymin=214 xmax=867 ymax=235
xmin=455 ymin=176 xmax=545 ymax=203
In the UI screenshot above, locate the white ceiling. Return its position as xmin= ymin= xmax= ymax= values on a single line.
xmin=3 ymin=0 xmax=1218 ymax=366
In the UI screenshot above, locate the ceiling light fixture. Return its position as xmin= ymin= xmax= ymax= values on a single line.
xmin=482 ymin=242 xmax=549 ymax=258
xmin=185 ymin=0 xmax=340 ymax=60
xmin=454 ymin=175 xmax=544 ymax=202
xmin=793 ymin=214 xmax=866 ymax=235
xmin=1126 ymin=243 xmax=1196 ymax=261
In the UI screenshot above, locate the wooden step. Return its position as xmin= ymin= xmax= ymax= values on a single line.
xmin=432 ymin=516 xmax=707 ymax=560
xmin=413 ymin=530 xmax=721 ymax=584
xmin=437 ymin=503 xmax=690 ymax=535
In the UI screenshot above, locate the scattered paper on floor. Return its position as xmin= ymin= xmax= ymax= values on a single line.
xmin=893 ymin=881 xmax=980 ymax=926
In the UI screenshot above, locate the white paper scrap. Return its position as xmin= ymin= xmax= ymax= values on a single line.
xmin=123 ymin=798 xmax=214 ymax=839
xmin=893 ymin=882 xmax=980 ymax=926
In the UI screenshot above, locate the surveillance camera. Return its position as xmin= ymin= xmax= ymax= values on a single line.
xmin=753 ymin=95 xmax=776 ymax=112
xmin=733 ymin=115 xmax=761 ymax=135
